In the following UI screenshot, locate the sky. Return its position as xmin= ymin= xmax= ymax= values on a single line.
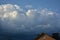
xmin=0 ymin=0 xmax=60 ymax=40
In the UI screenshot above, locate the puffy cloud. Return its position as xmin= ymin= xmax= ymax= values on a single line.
xmin=0 ymin=4 xmax=60 ymax=34
xmin=0 ymin=4 xmax=26 ymax=33
xmin=26 ymin=9 xmax=37 ymax=19
xmin=3 ymin=11 xmax=17 ymax=19
xmin=25 ymin=9 xmax=60 ymax=33
xmin=0 ymin=4 xmax=24 ymax=21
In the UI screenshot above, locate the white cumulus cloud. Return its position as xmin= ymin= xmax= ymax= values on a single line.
xmin=0 ymin=4 xmax=60 ymax=34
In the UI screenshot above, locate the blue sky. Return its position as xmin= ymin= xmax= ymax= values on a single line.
xmin=0 ymin=0 xmax=60 ymax=11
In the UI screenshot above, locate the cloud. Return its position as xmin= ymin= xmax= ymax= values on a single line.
xmin=25 ymin=9 xmax=60 ymax=33
xmin=0 ymin=4 xmax=26 ymax=33
xmin=26 ymin=9 xmax=37 ymax=19
xmin=25 ymin=5 xmax=32 ymax=9
xmin=0 ymin=4 xmax=60 ymax=34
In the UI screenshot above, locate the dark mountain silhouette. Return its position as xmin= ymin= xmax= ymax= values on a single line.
xmin=52 ymin=33 xmax=60 ymax=40
xmin=34 ymin=32 xmax=60 ymax=40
